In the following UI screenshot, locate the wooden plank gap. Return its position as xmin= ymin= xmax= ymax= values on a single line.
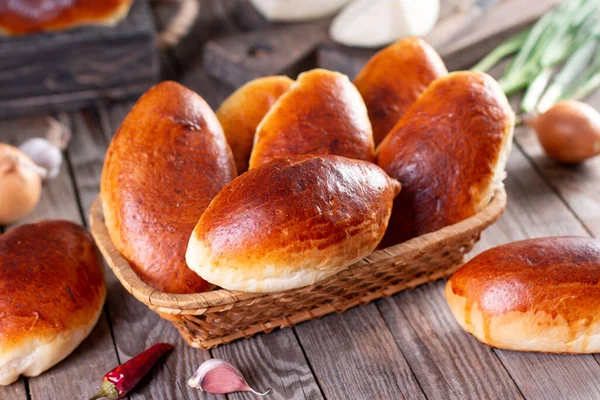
xmin=376 ymin=298 xmax=461 ymax=398
xmin=63 ymin=110 xmax=125 ymax=370
xmin=23 ymin=378 xmax=31 ymax=400
xmin=290 ymin=329 xmax=327 ymax=400
xmin=370 ymin=303 xmax=431 ymax=398
xmin=62 ymin=117 xmax=87 ymax=228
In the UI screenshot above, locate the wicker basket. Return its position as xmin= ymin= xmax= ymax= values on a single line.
xmin=90 ymin=188 xmax=506 ymax=349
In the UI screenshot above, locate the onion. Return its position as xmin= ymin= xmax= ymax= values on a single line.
xmin=0 ymin=143 xmax=43 ymax=225
xmin=523 ymin=100 xmax=600 ymax=164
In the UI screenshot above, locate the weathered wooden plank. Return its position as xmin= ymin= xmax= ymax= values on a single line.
xmin=228 ymin=0 xmax=270 ymax=31
xmin=0 ymin=377 xmax=27 ymax=400
xmin=295 ymin=304 xmax=425 ymax=400
xmin=0 ymin=0 xmax=158 ymax=118
xmin=0 ymin=115 xmax=121 ymax=400
xmin=108 ymin=268 xmax=222 ymax=400
xmin=378 ymin=282 xmax=522 ymax=399
xmin=181 ymin=66 xmax=236 ymax=109
xmin=213 ymin=331 xmax=324 ymax=400
xmin=203 ymin=19 xmax=329 ymax=87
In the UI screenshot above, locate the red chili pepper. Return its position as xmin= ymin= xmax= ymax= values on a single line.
xmin=89 ymin=343 xmax=174 ymax=399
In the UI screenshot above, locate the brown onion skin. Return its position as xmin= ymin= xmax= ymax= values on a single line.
xmin=0 ymin=144 xmax=42 ymax=225
xmin=525 ymin=100 xmax=600 ymax=164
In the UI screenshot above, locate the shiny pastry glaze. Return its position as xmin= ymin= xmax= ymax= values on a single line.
xmin=216 ymin=76 xmax=293 ymax=173
xmin=354 ymin=37 xmax=448 ymax=145
xmin=449 ymin=237 xmax=600 ymax=348
xmin=377 ymin=71 xmax=514 ymax=246
xmin=0 ymin=220 xmax=105 ymax=349
xmin=101 ymin=81 xmax=236 ymax=294
xmin=249 ymin=69 xmax=375 ymax=169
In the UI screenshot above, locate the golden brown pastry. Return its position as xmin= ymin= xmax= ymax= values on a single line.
xmin=249 ymin=69 xmax=375 ymax=169
xmin=101 ymin=81 xmax=236 ymax=294
xmin=0 ymin=0 xmax=134 ymax=36
xmin=0 ymin=220 xmax=106 ymax=385
xmin=216 ymin=76 xmax=294 ymax=173
xmin=377 ymin=71 xmax=514 ymax=246
xmin=186 ymin=155 xmax=401 ymax=292
xmin=354 ymin=37 xmax=448 ymax=145
xmin=446 ymin=237 xmax=600 ymax=353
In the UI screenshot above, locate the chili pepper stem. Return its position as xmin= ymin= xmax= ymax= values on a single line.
xmin=89 ymin=380 xmax=119 ymax=400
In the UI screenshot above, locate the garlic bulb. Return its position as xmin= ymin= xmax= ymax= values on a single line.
xmin=0 ymin=144 xmax=42 ymax=225
xmin=330 ymin=0 xmax=440 ymax=48
xmin=19 ymin=137 xmax=63 ymax=180
xmin=250 ymin=0 xmax=350 ymax=22
xmin=188 ymin=359 xmax=271 ymax=396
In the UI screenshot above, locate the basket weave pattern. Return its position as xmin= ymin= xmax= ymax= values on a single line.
xmin=91 ymin=188 xmax=506 ymax=349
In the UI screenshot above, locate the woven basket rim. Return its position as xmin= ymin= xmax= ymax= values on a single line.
xmin=90 ymin=187 xmax=507 ymax=312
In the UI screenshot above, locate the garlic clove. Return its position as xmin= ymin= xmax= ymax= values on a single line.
xmin=188 ymin=359 xmax=271 ymax=396
xmin=19 ymin=137 xmax=62 ymax=180
xmin=330 ymin=0 xmax=440 ymax=48
xmin=249 ymin=0 xmax=350 ymax=22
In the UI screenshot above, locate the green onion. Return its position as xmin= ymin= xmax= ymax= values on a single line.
xmin=521 ymin=67 xmax=554 ymax=113
xmin=569 ymin=71 xmax=600 ymax=100
xmin=472 ymin=0 xmax=600 ymax=110
xmin=472 ymin=29 xmax=530 ymax=72
xmin=560 ymin=51 xmax=600 ymax=101
xmin=537 ymin=39 xmax=598 ymax=112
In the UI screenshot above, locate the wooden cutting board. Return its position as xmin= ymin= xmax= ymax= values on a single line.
xmin=204 ymin=0 xmax=561 ymax=87
xmin=0 ymin=0 xmax=159 ymax=118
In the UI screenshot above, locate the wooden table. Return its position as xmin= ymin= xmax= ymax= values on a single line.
xmin=2 ymin=2 xmax=600 ymax=399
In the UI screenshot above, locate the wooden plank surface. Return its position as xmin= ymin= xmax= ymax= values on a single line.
xmin=0 ymin=0 xmax=159 ymax=118
xmin=296 ymin=305 xmax=425 ymax=400
xmin=3 ymin=2 xmax=600 ymax=398
xmin=213 ymin=331 xmax=324 ymax=400
xmin=204 ymin=19 xmax=329 ymax=87
xmin=2 ymin=91 xmax=600 ymax=399
xmin=378 ymin=282 xmax=522 ymax=399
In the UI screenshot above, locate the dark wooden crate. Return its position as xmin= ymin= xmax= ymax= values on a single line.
xmin=0 ymin=0 xmax=159 ymax=118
